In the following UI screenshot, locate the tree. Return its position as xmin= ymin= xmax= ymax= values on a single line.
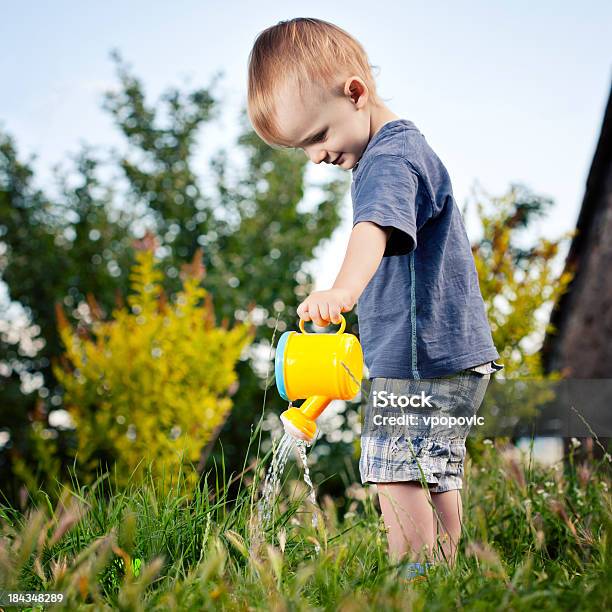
xmin=0 ymin=134 xmax=135 ymax=502
xmin=101 ymin=52 xmax=349 ymax=488
xmin=470 ymin=182 xmax=573 ymax=377
xmin=0 ymin=51 xmax=348 ymax=501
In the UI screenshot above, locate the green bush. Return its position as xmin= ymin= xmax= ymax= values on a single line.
xmin=53 ymin=245 xmax=253 ymax=488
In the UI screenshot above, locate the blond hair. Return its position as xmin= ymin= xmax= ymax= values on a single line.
xmin=247 ymin=17 xmax=383 ymax=148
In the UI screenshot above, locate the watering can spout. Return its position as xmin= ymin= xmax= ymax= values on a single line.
xmin=280 ymin=396 xmax=332 ymax=442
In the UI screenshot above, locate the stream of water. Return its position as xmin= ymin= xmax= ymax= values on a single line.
xmin=257 ymin=431 xmax=296 ymax=525
xmin=257 ymin=411 xmax=320 ymax=533
xmin=254 ymin=358 xmax=363 ymax=553
xmin=295 ymin=439 xmax=318 ymax=529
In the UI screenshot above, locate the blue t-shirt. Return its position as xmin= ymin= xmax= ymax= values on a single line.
xmin=351 ymin=118 xmax=500 ymax=379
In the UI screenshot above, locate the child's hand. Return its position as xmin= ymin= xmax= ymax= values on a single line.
xmin=297 ymin=288 xmax=355 ymax=327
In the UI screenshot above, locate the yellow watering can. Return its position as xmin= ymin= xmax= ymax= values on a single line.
xmin=275 ymin=314 xmax=364 ymax=442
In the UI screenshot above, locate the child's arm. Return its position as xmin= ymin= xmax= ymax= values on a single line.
xmin=297 ymin=222 xmax=391 ymax=327
xmin=332 ymin=222 xmax=391 ymax=299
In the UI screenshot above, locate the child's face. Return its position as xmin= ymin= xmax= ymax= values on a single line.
xmin=274 ymin=76 xmax=372 ymax=170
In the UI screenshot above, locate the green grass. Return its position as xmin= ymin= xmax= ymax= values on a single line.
xmin=0 ymin=437 xmax=610 ymax=611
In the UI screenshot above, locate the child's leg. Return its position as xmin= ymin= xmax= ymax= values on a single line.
xmin=377 ymin=482 xmax=435 ymax=563
xmin=430 ymin=489 xmax=462 ymax=566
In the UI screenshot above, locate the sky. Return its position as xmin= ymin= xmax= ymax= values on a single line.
xmin=1 ymin=0 xmax=611 ymax=292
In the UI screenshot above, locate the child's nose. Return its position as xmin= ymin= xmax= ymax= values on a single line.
xmin=306 ymin=147 xmax=328 ymax=164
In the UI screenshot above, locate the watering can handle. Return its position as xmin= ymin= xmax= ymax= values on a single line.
xmin=299 ymin=314 xmax=346 ymax=335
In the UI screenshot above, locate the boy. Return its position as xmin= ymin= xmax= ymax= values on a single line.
xmin=247 ymin=17 xmax=502 ymax=577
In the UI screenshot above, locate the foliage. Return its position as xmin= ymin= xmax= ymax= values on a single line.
xmin=469 ymin=183 xmax=574 ymax=378
xmin=0 ymin=51 xmax=346 ymax=500
xmin=0 ymin=430 xmax=609 ymax=609
xmin=0 ymin=52 xmax=579 ymax=508
xmin=0 ymin=133 xmax=135 ymax=499
xmin=101 ymin=51 xmax=349 ymax=479
xmin=53 ymin=246 xmax=253 ymax=488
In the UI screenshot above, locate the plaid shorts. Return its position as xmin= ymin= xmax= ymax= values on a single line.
xmin=359 ymin=369 xmax=491 ymax=492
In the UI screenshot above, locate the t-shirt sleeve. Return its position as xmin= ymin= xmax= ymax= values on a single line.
xmin=352 ymin=154 xmax=419 ymax=257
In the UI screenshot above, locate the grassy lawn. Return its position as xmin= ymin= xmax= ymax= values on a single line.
xmin=0 ymin=438 xmax=610 ymax=611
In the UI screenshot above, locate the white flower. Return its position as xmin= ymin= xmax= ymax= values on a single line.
xmin=570 ymin=437 xmax=581 ymax=449
xmin=483 ymin=439 xmax=493 ymax=446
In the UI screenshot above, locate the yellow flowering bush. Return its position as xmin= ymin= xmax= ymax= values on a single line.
xmin=54 ymin=246 xmax=253 ymax=487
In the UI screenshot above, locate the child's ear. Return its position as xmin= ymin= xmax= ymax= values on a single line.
xmin=344 ymin=77 xmax=367 ymax=106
